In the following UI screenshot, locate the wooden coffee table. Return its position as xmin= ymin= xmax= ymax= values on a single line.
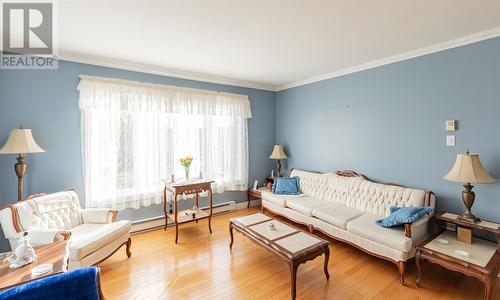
xmin=229 ymin=213 xmax=330 ymax=300
xmin=0 ymin=241 xmax=69 ymax=290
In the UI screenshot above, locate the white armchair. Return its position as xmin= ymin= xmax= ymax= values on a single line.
xmin=0 ymin=190 xmax=131 ymax=270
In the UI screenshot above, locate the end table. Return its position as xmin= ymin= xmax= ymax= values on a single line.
xmin=416 ymin=211 xmax=500 ymax=300
xmin=246 ymin=187 xmax=269 ymax=208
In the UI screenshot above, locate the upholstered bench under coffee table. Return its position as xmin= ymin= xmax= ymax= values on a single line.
xmin=229 ymin=213 xmax=330 ymax=300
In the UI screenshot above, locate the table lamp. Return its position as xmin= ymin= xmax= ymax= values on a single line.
xmin=269 ymin=144 xmax=287 ymax=177
xmin=0 ymin=128 xmax=45 ymax=202
xmin=443 ymin=150 xmax=495 ymax=223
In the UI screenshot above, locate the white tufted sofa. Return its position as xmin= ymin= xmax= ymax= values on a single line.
xmin=0 ymin=190 xmax=132 ymax=270
xmin=261 ymin=169 xmax=435 ymax=284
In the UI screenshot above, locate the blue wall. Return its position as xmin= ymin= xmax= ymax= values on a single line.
xmin=0 ymin=59 xmax=276 ymax=251
xmin=2 ymin=37 xmax=500 ymax=252
xmin=276 ymin=37 xmax=500 ymax=222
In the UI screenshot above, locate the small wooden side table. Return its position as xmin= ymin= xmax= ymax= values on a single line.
xmin=416 ymin=212 xmax=500 ymax=300
xmin=162 ymin=179 xmax=214 ymax=244
xmin=0 ymin=241 xmax=69 ymax=291
xmin=246 ymin=187 xmax=270 ymax=208
xmin=246 ymin=177 xmax=275 ymax=208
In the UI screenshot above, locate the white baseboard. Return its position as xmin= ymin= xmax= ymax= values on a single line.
xmin=131 ymin=199 xmax=261 ymax=234
xmin=235 ymin=199 xmax=261 ymax=209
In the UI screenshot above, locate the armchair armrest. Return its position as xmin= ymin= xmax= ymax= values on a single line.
xmin=82 ymin=208 xmax=117 ymax=224
xmin=29 ymin=230 xmax=71 ymax=246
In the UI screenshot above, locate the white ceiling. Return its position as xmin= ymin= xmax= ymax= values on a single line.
xmin=55 ymin=0 xmax=500 ymax=90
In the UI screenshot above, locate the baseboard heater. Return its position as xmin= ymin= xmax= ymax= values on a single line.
xmin=131 ymin=200 xmax=237 ymax=234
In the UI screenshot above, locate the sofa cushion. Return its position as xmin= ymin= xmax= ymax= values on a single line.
xmin=312 ymin=203 xmax=364 ymax=230
xmin=346 ymin=214 xmax=412 ymax=252
xmin=286 ymin=196 xmax=329 ymax=217
xmin=260 ymin=190 xmax=305 ymax=207
xmin=68 ymin=220 xmax=131 ymax=260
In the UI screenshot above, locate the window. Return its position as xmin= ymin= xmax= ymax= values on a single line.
xmin=78 ymin=76 xmax=251 ymax=210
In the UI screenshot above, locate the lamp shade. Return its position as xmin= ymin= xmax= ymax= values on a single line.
xmin=0 ymin=129 xmax=45 ymax=154
xmin=269 ymin=144 xmax=287 ymax=159
xmin=443 ymin=152 xmax=495 ymax=184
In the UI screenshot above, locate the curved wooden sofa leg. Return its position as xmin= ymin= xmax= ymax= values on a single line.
xmin=126 ymin=237 xmax=132 ymax=258
xmin=307 ymin=224 xmax=315 ymax=234
xmin=397 ymin=261 xmax=406 ymax=285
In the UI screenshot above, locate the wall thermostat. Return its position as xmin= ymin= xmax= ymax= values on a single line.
xmin=446 ymin=120 xmax=456 ymax=131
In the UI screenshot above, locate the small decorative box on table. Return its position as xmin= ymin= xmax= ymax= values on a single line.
xmin=162 ymin=179 xmax=214 ymax=244
xmin=416 ymin=211 xmax=500 ymax=300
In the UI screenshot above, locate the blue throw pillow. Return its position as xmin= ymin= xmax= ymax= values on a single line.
xmin=272 ymin=176 xmax=300 ymax=195
xmin=376 ymin=206 xmax=434 ymax=228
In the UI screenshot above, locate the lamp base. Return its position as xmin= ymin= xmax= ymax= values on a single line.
xmin=275 ymin=159 xmax=282 ymax=178
xmin=15 ymin=154 xmax=26 ymax=202
xmin=457 ymin=210 xmax=481 ymax=224
xmin=457 ymin=183 xmax=480 ymax=224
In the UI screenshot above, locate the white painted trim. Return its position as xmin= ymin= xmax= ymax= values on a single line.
xmin=13 ymin=27 xmax=499 ymax=92
xmin=276 ymin=26 xmax=500 ymax=91
xmin=58 ymin=51 xmax=276 ymax=92
xmin=235 ymin=199 xmax=261 ymax=209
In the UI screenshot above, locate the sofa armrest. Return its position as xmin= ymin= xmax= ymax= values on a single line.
xmin=404 ymin=224 xmax=412 ymax=238
xmin=82 ymin=209 xmax=117 ymax=224
xmin=404 ymin=213 xmax=433 ymax=243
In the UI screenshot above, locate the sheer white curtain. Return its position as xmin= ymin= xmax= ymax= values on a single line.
xmin=78 ymin=75 xmax=251 ymax=210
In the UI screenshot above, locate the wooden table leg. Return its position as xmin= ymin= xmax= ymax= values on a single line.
xmin=483 ymin=275 xmax=493 ymax=300
xmin=174 ymin=193 xmax=179 ymax=244
xmin=229 ymin=223 xmax=234 ymax=249
xmin=323 ymin=245 xmax=330 ymax=280
xmin=247 ymin=192 xmax=250 ymax=208
xmin=195 ymin=193 xmax=199 ymax=223
xmin=163 ymin=187 xmax=168 ymax=231
xmin=290 ymin=261 xmax=298 ymax=300
xmin=208 ymin=188 xmax=213 ymax=234
xmin=416 ymin=250 xmax=422 ymax=287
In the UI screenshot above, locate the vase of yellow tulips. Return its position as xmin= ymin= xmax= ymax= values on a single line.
xmin=180 ymin=156 xmax=193 ymax=180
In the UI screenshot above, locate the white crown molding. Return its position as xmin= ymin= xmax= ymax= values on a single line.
xmin=57 ymin=51 xmax=276 ymax=92
xmin=4 ymin=27 xmax=499 ymax=93
xmin=276 ymin=26 xmax=500 ymax=92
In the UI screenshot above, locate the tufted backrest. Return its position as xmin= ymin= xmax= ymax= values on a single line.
xmin=15 ymin=191 xmax=83 ymax=231
xmin=291 ymin=169 xmax=332 ymax=199
xmin=291 ymin=169 xmax=430 ymax=217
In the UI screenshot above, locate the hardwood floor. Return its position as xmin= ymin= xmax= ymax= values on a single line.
xmin=99 ymin=207 xmax=499 ymax=299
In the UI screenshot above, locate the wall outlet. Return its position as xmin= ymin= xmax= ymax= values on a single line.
xmin=446 ymin=135 xmax=455 ymax=147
